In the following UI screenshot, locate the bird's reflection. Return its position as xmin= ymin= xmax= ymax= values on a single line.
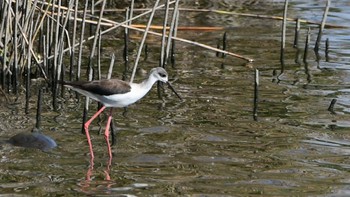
xmin=86 ymin=157 xmax=112 ymax=181
xmin=79 ymin=157 xmax=113 ymax=194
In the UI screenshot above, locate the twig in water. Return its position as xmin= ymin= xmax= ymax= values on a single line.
xmin=328 ymin=98 xmax=337 ymax=114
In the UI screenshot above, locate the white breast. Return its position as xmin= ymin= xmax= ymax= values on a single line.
xmin=100 ymin=83 xmax=151 ymax=108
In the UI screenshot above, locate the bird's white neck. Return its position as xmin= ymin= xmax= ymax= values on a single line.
xmin=139 ymin=74 xmax=158 ymax=91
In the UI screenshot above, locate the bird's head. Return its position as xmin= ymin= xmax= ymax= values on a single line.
xmin=150 ymin=67 xmax=168 ymax=83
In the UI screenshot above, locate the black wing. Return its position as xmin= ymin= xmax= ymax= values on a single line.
xmin=61 ymin=79 xmax=131 ymax=96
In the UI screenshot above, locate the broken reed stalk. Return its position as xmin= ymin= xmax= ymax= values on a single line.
xmin=325 ymin=38 xmax=330 ymax=62
xmin=216 ymin=40 xmax=221 ymax=57
xmin=328 ymin=98 xmax=337 ymax=114
xmin=36 ymin=88 xmax=43 ymax=130
xmin=314 ymin=0 xmax=331 ymax=52
xmin=130 ymin=0 xmax=161 ymax=83
xmin=253 ymin=69 xmax=259 ymax=121
xmin=303 ymin=27 xmax=311 ymax=63
xmin=293 ymin=18 xmax=300 ymax=48
xmin=280 ymin=0 xmax=288 ymax=65
xmin=222 ymin=32 xmax=227 ymax=58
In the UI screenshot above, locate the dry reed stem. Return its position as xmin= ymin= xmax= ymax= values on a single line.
xmin=32 ymin=1 xmax=254 ymax=62
xmin=44 ymin=5 xmax=345 ymax=29
xmin=130 ymin=0 xmax=160 ymax=83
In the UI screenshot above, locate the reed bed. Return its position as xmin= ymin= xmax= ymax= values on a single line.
xmin=0 ymin=0 xmax=335 ymax=123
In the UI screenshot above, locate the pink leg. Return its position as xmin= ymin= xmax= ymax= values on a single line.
xmin=104 ymin=157 xmax=112 ymax=181
xmin=84 ymin=106 xmax=106 ymax=159
xmin=104 ymin=108 xmax=113 ymax=159
xmin=85 ymin=157 xmax=94 ymax=181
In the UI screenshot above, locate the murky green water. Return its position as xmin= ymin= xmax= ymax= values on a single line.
xmin=1 ymin=0 xmax=350 ymax=196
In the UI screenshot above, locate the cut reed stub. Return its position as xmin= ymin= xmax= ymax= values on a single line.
xmin=328 ymin=98 xmax=337 ymax=114
xmin=325 ymin=38 xmax=330 ymax=62
xmin=36 ymin=89 xmax=43 ymax=130
xmin=253 ymin=69 xmax=259 ymax=121
xmin=293 ymin=18 xmax=300 ymax=48
xmin=222 ymin=32 xmax=227 ymax=58
xmin=303 ymin=28 xmax=311 ymax=63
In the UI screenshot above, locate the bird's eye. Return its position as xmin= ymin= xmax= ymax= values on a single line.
xmin=159 ymin=72 xmax=166 ymax=78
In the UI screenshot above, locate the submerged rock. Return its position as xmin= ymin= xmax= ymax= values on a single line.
xmin=8 ymin=132 xmax=57 ymax=151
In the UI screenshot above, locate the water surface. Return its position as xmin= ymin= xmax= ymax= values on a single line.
xmin=1 ymin=0 xmax=350 ymax=196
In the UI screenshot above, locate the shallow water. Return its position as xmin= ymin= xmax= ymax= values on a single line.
xmin=1 ymin=0 xmax=350 ymax=196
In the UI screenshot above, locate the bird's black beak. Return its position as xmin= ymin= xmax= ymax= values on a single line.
xmin=166 ymin=82 xmax=182 ymax=101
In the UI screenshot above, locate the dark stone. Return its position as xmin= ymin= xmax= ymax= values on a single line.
xmin=8 ymin=132 xmax=57 ymax=152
